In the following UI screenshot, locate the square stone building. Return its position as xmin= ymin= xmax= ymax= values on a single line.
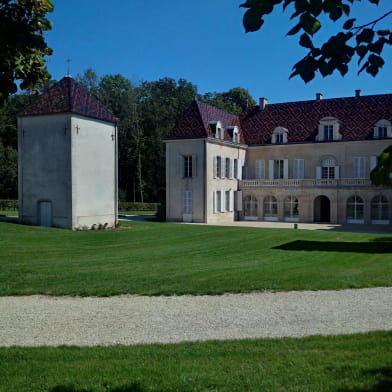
xmin=18 ymin=76 xmax=118 ymax=229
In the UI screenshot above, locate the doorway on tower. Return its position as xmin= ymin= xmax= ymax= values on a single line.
xmin=314 ymin=195 xmax=331 ymax=223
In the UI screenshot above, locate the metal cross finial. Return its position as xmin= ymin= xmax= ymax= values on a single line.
xmin=66 ymin=58 xmax=72 ymax=77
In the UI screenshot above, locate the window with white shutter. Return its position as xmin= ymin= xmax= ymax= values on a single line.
xmin=255 ymin=160 xmax=265 ymax=179
xmin=293 ymin=159 xmax=304 ymax=179
xmin=225 ymin=158 xmax=231 ymax=178
xmin=353 ymin=157 xmax=366 ymax=178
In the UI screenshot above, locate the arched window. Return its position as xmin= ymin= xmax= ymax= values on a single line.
xmin=263 ymin=196 xmax=278 ymax=221
xmin=374 ymin=120 xmax=391 ymax=139
xmin=284 ymin=196 xmax=299 ymax=221
xmin=244 ymin=195 xmax=258 ymax=220
xmin=272 ymin=127 xmax=288 ymax=144
xmin=371 ymin=196 xmax=389 ymax=224
xmin=347 ymin=195 xmax=364 ymax=224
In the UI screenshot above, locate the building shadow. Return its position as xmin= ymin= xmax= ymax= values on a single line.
xmin=337 ymin=366 xmax=392 ymax=392
xmin=50 ymin=382 xmax=145 ymax=392
xmin=273 ymin=239 xmax=392 ymax=253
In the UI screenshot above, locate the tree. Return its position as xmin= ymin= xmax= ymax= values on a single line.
xmin=370 ymin=145 xmax=392 ymax=186
xmin=0 ymin=0 xmax=54 ymax=103
xmin=201 ymin=87 xmax=256 ymax=115
xmin=240 ymin=0 xmax=392 ymax=82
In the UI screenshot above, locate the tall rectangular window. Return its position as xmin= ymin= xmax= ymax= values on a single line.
xmin=274 ymin=160 xmax=284 ymax=179
xmin=216 ymin=156 xmax=221 ymax=178
xmin=354 ymin=157 xmax=366 ymax=178
xmin=323 ymin=125 xmax=333 ymax=141
xmin=322 ymin=166 xmax=335 ymax=179
xmin=183 ymin=155 xmax=193 ymax=178
xmin=225 ymin=158 xmax=231 ymax=178
xmin=216 ymin=191 xmax=221 ymax=212
xmin=234 ymin=159 xmax=238 ymax=179
xmin=225 ymin=191 xmax=230 ymax=211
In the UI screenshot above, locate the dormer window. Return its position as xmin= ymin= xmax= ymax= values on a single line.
xmin=272 ymin=127 xmax=288 ymax=144
xmin=324 ymin=125 xmax=333 ymax=141
xmin=374 ymin=120 xmax=391 ymax=139
xmin=209 ymin=121 xmax=224 ymax=140
xmin=227 ymin=126 xmax=240 ymax=143
xmin=317 ymin=117 xmax=342 ymax=142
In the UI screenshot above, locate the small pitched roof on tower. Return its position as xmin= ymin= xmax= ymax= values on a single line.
xmin=168 ymin=100 xmax=244 ymax=143
xmin=18 ymin=76 xmax=118 ymax=123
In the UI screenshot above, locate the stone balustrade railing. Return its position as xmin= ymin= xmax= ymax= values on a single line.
xmin=240 ymin=178 xmax=372 ymax=188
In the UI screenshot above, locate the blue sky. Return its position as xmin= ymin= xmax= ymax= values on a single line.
xmin=46 ymin=0 xmax=391 ymax=103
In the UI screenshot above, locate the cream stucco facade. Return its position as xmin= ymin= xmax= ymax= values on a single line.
xmin=165 ymin=96 xmax=392 ymax=226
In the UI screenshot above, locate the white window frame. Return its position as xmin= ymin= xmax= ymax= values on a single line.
xmin=316 ymin=117 xmax=342 ymax=141
xmin=374 ymin=120 xmax=392 ymax=139
xmin=271 ymin=127 xmax=288 ymax=144
xmin=183 ymin=191 xmax=192 ymax=214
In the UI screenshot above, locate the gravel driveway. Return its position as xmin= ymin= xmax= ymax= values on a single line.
xmin=1 ymin=287 xmax=391 ymax=347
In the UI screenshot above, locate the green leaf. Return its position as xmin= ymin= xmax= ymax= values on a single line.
xmin=300 ymin=13 xmax=321 ymax=35
xmin=299 ymin=33 xmax=313 ymax=48
xmin=343 ymin=18 xmax=356 ymax=30
xmin=377 ymin=29 xmax=390 ymax=36
xmin=287 ymin=22 xmax=302 ymax=36
xmin=329 ymin=6 xmax=343 ymax=22
xmin=356 ymin=28 xmax=375 ymax=44
xmin=243 ymin=9 xmax=264 ymax=32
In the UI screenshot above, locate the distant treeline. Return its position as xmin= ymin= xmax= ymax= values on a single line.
xmin=0 ymin=68 xmax=255 ymax=202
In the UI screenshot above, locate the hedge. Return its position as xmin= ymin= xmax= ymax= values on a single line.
xmin=0 ymin=200 xmax=159 ymax=212
xmin=0 ymin=200 xmax=18 ymax=210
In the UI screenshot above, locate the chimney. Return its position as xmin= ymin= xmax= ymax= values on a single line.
xmin=259 ymin=97 xmax=268 ymax=110
xmin=355 ymin=89 xmax=362 ymax=97
xmin=316 ymin=93 xmax=323 ymax=101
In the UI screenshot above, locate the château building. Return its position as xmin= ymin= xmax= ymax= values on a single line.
xmin=165 ymin=91 xmax=392 ymax=225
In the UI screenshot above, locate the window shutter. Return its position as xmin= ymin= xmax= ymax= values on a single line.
xmin=213 ymin=156 xmax=217 ymax=178
xmin=230 ymin=159 xmax=235 ymax=179
xmin=294 ymin=159 xmax=304 ymax=179
xmin=221 ymin=156 xmax=225 ymax=178
xmin=283 ymin=159 xmax=289 ymax=179
xmin=256 ymin=160 xmax=265 ymax=179
xmin=229 ymin=190 xmax=234 ymax=211
xmin=192 ymin=154 xmax=197 ymax=177
xmin=213 ymin=192 xmax=217 ymax=213
xmin=299 ymin=159 xmax=304 ymax=179
xmin=269 ymin=160 xmax=274 ymax=179
xmin=238 ymin=160 xmax=243 ymax=180
xmin=370 ymin=156 xmax=378 ymax=171
xmin=177 ymin=155 xmax=184 ymax=177
xmin=220 ymin=191 xmax=225 ymax=212
xmin=335 ymin=166 xmax=340 ymax=179
xmin=236 ymin=191 xmax=243 ymax=211
xmin=316 ymin=166 xmax=322 ymax=179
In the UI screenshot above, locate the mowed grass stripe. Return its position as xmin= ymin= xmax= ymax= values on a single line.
xmin=0 ymin=332 xmax=391 ymax=392
xmin=0 ymin=221 xmax=391 ymax=296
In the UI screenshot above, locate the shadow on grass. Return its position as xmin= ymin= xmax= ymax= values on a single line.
xmin=273 ymin=240 xmax=392 ymax=253
xmin=337 ymin=366 xmax=392 ymax=392
xmin=51 ymin=382 xmax=145 ymax=392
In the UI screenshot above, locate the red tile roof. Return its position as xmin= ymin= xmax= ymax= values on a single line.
xmin=18 ymin=76 xmax=118 ymax=123
xmin=169 ymin=94 xmax=392 ymax=145
xmin=169 ymin=100 xmax=245 ymax=143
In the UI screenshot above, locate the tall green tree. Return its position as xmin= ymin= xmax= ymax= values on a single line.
xmin=137 ymin=78 xmax=198 ymax=201
xmin=201 ymin=87 xmax=256 ymax=115
xmin=370 ymin=145 xmax=392 ymax=186
xmin=0 ymin=0 xmax=54 ymax=103
xmin=0 ymin=94 xmax=29 ymax=198
xmin=240 ymin=0 xmax=392 ymax=82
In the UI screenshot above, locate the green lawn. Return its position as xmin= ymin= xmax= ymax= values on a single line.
xmin=1 ymin=220 xmax=391 ymax=296
xmin=1 ymin=331 xmax=391 ymax=392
